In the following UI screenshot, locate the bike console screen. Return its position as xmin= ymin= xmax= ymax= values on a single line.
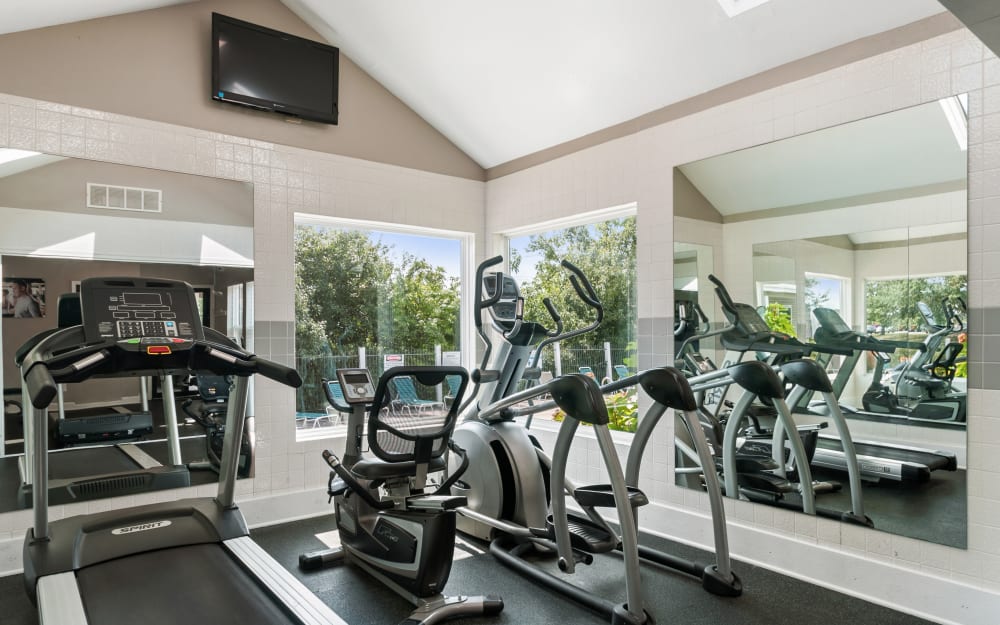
xmin=80 ymin=277 xmax=205 ymax=344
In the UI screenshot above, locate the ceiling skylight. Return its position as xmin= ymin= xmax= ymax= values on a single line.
xmin=0 ymin=149 xmax=41 ymax=166
xmin=716 ymin=0 xmax=772 ymax=18
xmin=939 ymin=95 xmax=968 ymax=152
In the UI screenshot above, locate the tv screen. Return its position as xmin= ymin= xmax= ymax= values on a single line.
xmin=212 ymin=13 xmax=339 ymax=125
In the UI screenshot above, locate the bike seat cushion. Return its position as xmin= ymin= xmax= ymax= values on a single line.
xmin=352 ymin=455 xmax=447 ymax=480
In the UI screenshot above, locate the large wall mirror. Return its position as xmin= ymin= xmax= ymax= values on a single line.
xmin=0 ymin=153 xmax=253 ymax=514
xmin=673 ymin=95 xmax=968 ymax=548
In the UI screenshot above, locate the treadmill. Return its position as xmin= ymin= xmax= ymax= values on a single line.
xmin=713 ymin=286 xmax=955 ymax=485
xmin=14 ymin=292 xmax=189 ymax=508
xmin=804 ymin=307 xmax=958 ymax=484
xmin=21 ymin=277 xmax=346 ymax=625
xmin=44 ymin=293 xmax=156 ymax=447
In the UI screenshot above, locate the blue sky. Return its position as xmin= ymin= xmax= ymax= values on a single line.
xmin=370 ymin=230 xmax=462 ymax=278
xmin=508 ymin=234 xmax=543 ymax=284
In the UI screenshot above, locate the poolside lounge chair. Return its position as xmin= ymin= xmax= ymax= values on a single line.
xmin=391 ymin=375 xmax=446 ymax=413
xmin=614 ymin=364 xmax=630 ymax=380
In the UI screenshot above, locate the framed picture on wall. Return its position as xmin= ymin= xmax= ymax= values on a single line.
xmin=2 ymin=277 xmax=46 ymax=318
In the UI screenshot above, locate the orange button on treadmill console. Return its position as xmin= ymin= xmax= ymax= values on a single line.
xmin=146 ymin=345 xmax=172 ymax=355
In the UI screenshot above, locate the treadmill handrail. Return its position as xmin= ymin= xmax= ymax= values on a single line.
xmin=815 ymin=331 xmax=927 ymax=353
xmin=21 ymin=327 xmax=302 ymax=408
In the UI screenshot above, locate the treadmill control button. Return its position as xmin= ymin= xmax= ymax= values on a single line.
xmin=146 ymin=345 xmax=172 ymax=355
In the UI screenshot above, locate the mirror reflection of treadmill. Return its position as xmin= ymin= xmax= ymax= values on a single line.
xmin=804 ymin=306 xmax=958 ymax=485
xmin=713 ymin=279 xmax=956 ymax=486
xmin=15 ymin=288 xmax=192 ymax=508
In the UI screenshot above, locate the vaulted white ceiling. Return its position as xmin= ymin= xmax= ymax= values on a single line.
xmin=280 ymin=0 xmax=947 ymax=168
xmin=678 ymin=97 xmax=968 ymax=216
xmin=0 ymin=1 xmax=949 ymax=169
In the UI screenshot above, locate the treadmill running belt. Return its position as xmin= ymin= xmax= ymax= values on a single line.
xmin=817 ymin=438 xmax=954 ymax=471
xmin=47 ymin=446 xmax=143 ymax=479
xmin=76 ymin=543 xmax=300 ymax=625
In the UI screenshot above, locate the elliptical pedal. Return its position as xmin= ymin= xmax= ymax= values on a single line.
xmin=574 ymin=484 xmax=648 ymax=509
xmin=546 ymin=512 xmax=618 ymax=554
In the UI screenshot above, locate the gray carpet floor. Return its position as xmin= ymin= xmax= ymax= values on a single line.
xmin=1 ymin=514 xmax=943 ymax=625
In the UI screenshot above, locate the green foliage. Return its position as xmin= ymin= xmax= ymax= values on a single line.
xmin=865 ymin=275 xmax=967 ymax=333
xmin=551 ymin=388 xmax=638 ymax=433
xmin=763 ymin=302 xmax=796 ymax=338
xmin=295 ymin=226 xmax=393 ymax=358
xmin=954 ymin=340 xmax=968 ymax=378
xmin=622 ymin=341 xmax=638 ymax=370
xmin=516 ymin=217 xmax=637 ymax=368
xmin=605 ymin=390 xmax=638 ymax=432
xmin=294 ymin=225 xmax=460 ymax=412
xmin=388 ymin=254 xmax=461 ymax=353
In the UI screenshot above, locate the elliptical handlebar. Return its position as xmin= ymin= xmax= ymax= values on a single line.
xmin=542 ymin=298 xmax=563 ymax=338
xmin=694 ymin=302 xmax=710 ymax=325
xmin=528 ymin=261 xmax=604 ymax=369
xmin=474 ymin=255 xmax=504 ymax=334
xmin=944 ymin=297 xmax=965 ymax=332
xmin=501 ymin=301 xmax=524 ymax=341
xmin=562 ymin=260 xmax=600 ymax=308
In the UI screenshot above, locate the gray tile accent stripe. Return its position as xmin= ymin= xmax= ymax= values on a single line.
xmin=638 ymin=315 xmax=672 ymax=371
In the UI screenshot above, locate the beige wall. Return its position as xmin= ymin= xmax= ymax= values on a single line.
xmin=673 ymin=168 xmax=722 ymax=223
xmin=0 ymin=0 xmax=484 ymax=181
xmin=0 ymin=159 xmax=253 ymax=226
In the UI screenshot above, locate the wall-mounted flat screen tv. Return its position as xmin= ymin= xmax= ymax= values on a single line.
xmin=212 ymin=13 xmax=339 ymax=125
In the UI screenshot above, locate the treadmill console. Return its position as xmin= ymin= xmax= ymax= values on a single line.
xmin=731 ymin=302 xmax=774 ymax=336
xmin=812 ymin=307 xmax=852 ymax=335
xmin=336 ymin=368 xmax=376 ymax=404
xmin=917 ymin=301 xmax=942 ymax=330
xmin=80 ymin=277 xmax=205 ymax=352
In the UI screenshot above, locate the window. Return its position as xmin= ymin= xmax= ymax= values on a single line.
xmin=293 ymin=215 xmax=471 ymax=434
xmin=756 ymin=280 xmax=796 ymax=333
xmin=504 ymin=205 xmax=637 ymax=432
xmin=864 ymin=274 xmax=967 ymax=369
xmin=804 ymin=273 xmax=849 ymax=338
xmin=227 ymin=283 xmax=244 ymax=343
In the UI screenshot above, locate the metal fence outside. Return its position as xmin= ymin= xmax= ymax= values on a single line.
xmin=295 ymin=345 xmax=637 ymax=414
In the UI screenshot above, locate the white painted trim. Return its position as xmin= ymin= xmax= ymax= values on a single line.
xmin=498 ymin=201 xmax=636 ymax=238
xmin=294 ymin=213 xmax=472 ymax=240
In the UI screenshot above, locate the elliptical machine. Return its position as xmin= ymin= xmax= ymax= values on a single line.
xmin=865 ymin=299 xmax=967 ymax=422
xmin=451 ymin=257 xmax=740 ymax=625
xmin=299 ymin=366 xmax=503 ymax=625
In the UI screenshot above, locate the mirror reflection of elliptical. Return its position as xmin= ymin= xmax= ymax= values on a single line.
xmin=672 ymin=94 xmax=968 ymax=549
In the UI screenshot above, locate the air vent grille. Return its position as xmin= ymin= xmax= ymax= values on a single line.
xmin=87 ymin=183 xmax=162 ymax=213
xmin=71 ymin=475 xmax=149 ymax=497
